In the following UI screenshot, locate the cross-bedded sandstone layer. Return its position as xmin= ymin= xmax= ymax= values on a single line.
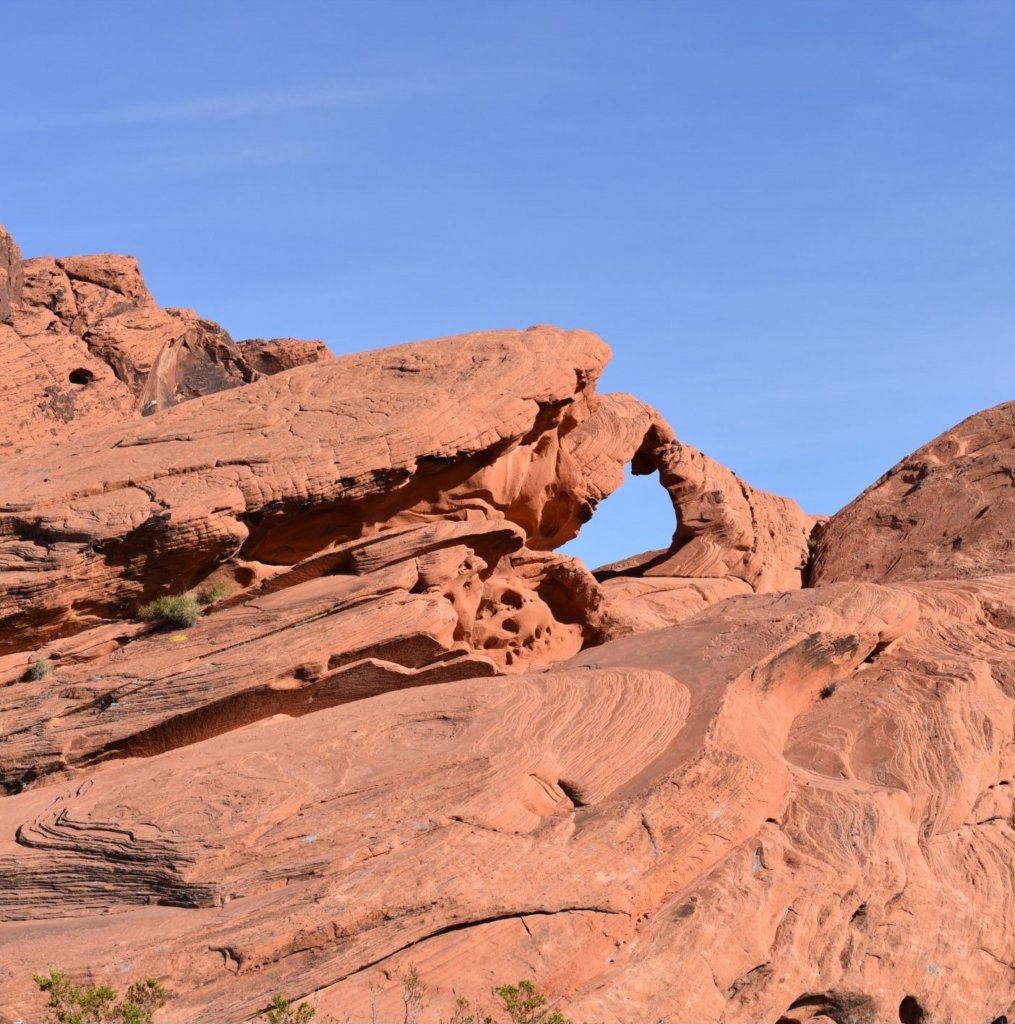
xmin=2 ymin=226 xmax=1014 ymax=1024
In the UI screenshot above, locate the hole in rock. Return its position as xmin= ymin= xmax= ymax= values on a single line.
xmin=863 ymin=639 xmax=892 ymax=666
xmin=557 ymin=778 xmax=587 ymax=807
xmin=68 ymin=367 xmax=96 ymax=385
xmin=777 ymin=992 xmax=878 ymax=1024
xmin=2 ymin=767 xmax=38 ymax=796
xmin=899 ymin=996 xmax=926 ymax=1024
xmin=560 ymin=464 xmax=675 ymax=573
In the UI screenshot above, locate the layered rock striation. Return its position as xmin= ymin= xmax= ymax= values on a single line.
xmin=2 ymin=226 xmax=1015 ymax=1024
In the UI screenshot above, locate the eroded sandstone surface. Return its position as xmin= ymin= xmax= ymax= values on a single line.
xmin=1 ymin=226 xmax=1014 ymax=1024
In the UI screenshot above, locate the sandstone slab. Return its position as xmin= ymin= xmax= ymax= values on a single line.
xmin=4 ymin=577 xmax=1014 ymax=1024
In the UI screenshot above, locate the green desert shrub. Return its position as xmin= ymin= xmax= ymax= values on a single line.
xmin=494 ymin=980 xmax=572 ymax=1024
xmin=34 ymin=971 xmax=165 ymax=1024
xmin=136 ymin=594 xmax=201 ymax=629
xmin=400 ymin=963 xmax=427 ymax=1024
xmin=196 ymin=579 xmax=234 ymax=606
xmin=27 ymin=658 xmax=53 ymax=681
xmin=259 ymin=993 xmax=317 ymax=1024
xmin=36 ymin=968 xmax=567 ymax=1024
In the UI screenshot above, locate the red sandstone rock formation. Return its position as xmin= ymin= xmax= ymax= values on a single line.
xmin=0 ymin=228 xmax=327 ymax=455
xmin=812 ymin=400 xmax=1015 ymax=586
xmin=2 ymin=226 xmax=1014 ymax=1024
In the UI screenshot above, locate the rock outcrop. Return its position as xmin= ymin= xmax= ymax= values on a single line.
xmin=0 ymin=231 xmax=327 ymax=454
xmin=4 ymin=576 xmax=1015 ymax=1024
xmin=2 ymin=226 xmax=1015 ymax=1024
xmin=812 ymin=401 xmax=1015 ymax=586
xmin=0 ymin=317 xmax=817 ymax=790
xmin=0 ymin=227 xmax=23 ymax=323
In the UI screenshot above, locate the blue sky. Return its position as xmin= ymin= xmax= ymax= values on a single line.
xmin=4 ymin=0 xmax=1014 ymax=568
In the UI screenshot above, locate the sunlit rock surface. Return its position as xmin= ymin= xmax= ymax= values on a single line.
xmin=2 ymin=225 xmax=1014 ymax=1024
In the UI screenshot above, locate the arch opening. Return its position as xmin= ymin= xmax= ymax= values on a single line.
xmin=560 ymin=463 xmax=676 ymax=573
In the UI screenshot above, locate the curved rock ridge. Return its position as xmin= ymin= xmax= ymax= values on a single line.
xmin=812 ymin=401 xmax=1015 ymax=585
xmin=0 ymin=224 xmax=328 ymax=454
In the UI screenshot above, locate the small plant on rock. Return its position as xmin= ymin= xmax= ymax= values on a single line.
xmin=27 ymin=658 xmax=52 ymax=681
xmin=115 ymin=980 xmax=167 ymax=1024
xmin=259 ymin=993 xmax=318 ymax=1024
xmin=400 ymin=964 xmax=427 ymax=1024
xmin=136 ymin=594 xmax=201 ymax=629
xmin=493 ymin=980 xmax=571 ymax=1024
xmin=196 ymin=580 xmax=234 ymax=606
xmin=447 ymin=994 xmax=493 ymax=1024
xmin=34 ymin=971 xmax=166 ymax=1024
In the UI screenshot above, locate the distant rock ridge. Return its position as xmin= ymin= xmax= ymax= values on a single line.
xmin=1 ymin=224 xmax=1014 ymax=1024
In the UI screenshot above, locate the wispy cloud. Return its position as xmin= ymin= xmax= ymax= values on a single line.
xmin=2 ymin=77 xmax=436 ymax=132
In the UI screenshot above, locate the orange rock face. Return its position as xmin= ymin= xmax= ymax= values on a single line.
xmin=1 ymin=230 xmax=328 ymax=456
xmin=812 ymin=401 xmax=1015 ymax=586
xmin=1 ymin=226 xmax=1014 ymax=1024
